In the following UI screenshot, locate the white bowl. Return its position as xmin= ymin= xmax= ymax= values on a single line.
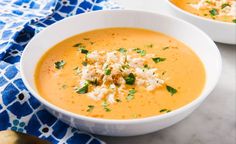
xmin=165 ymin=0 xmax=236 ymax=45
xmin=20 ymin=10 xmax=222 ymax=136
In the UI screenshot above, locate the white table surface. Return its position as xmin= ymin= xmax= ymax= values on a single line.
xmin=98 ymin=0 xmax=236 ymax=144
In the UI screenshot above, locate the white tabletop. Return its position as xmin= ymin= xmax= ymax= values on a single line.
xmin=98 ymin=0 xmax=236 ymax=144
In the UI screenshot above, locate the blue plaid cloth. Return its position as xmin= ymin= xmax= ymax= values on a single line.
xmin=0 ymin=0 xmax=119 ymax=143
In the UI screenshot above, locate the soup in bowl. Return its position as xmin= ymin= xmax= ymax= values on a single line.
xmin=35 ymin=28 xmax=205 ymax=119
xmin=21 ymin=10 xmax=221 ymax=136
xmin=166 ymin=0 xmax=236 ymax=44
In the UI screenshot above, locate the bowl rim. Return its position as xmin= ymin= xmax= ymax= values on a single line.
xmin=166 ymin=0 xmax=236 ymax=26
xmin=20 ymin=9 xmax=222 ymax=124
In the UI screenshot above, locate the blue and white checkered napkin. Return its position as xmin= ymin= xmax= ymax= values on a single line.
xmin=0 ymin=0 xmax=119 ymax=143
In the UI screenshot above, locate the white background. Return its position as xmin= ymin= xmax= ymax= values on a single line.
xmin=98 ymin=0 xmax=236 ymax=144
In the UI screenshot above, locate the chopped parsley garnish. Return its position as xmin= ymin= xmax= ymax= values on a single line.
xmin=209 ymin=8 xmax=218 ymax=16
xmin=205 ymin=0 xmax=212 ymax=4
xmin=162 ymin=71 xmax=166 ymax=76
xmin=166 ymin=85 xmax=177 ymax=96
xmin=160 ymin=109 xmax=171 ymax=113
xmin=73 ymin=43 xmax=88 ymax=54
xmin=75 ymin=82 xmax=89 ymax=94
xmin=221 ymin=3 xmax=230 ymax=9
xmin=115 ymin=99 xmax=122 ymax=102
xmin=104 ymin=107 xmax=111 ymax=112
xmin=124 ymin=73 xmax=136 ymax=85
xmin=102 ymin=101 xmax=111 ymax=112
xmin=117 ymin=48 xmax=127 ymax=53
xmin=73 ymin=43 xmax=83 ymax=47
xmin=102 ymin=101 xmax=108 ymax=107
xmin=133 ymin=48 xmax=146 ymax=56
xmin=88 ymin=79 xmax=99 ymax=86
xmin=147 ymin=44 xmax=153 ymax=48
xmin=61 ymin=84 xmax=67 ymax=89
xmin=73 ymin=67 xmax=79 ymax=70
xmin=83 ymin=38 xmax=90 ymax=40
xmin=126 ymin=88 xmax=136 ymax=101
xmin=73 ymin=67 xmax=80 ymax=75
xmin=233 ymin=19 xmax=236 ymax=23
xmin=54 ymin=60 xmax=65 ymax=69
xmin=144 ymin=64 xmax=149 ymax=69
xmin=152 ymin=57 xmax=166 ymax=63
xmin=105 ymin=68 xmax=111 ymax=75
xmin=162 ymin=47 xmax=169 ymax=50
xmin=121 ymin=64 xmax=130 ymax=69
xmin=82 ymin=61 xmax=87 ymax=66
xmin=79 ymin=47 xmax=89 ymax=54
xmin=87 ymin=105 xmax=94 ymax=112
xmin=160 ymin=109 xmax=167 ymax=112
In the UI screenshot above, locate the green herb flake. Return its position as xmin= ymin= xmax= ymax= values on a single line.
xmin=73 ymin=43 xmax=88 ymax=54
xmin=115 ymin=99 xmax=122 ymax=102
xmin=73 ymin=67 xmax=79 ymax=70
xmin=105 ymin=68 xmax=111 ymax=75
xmin=160 ymin=109 xmax=171 ymax=113
xmin=124 ymin=73 xmax=136 ymax=85
xmin=152 ymin=57 xmax=166 ymax=63
xmin=83 ymin=38 xmax=90 ymax=40
xmin=205 ymin=0 xmax=212 ymax=4
xmin=233 ymin=19 xmax=236 ymax=23
xmin=73 ymin=67 xmax=80 ymax=75
xmin=133 ymin=48 xmax=146 ymax=56
xmin=82 ymin=61 xmax=88 ymax=66
xmin=166 ymin=85 xmax=177 ymax=96
xmin=102 ymin=101 xmax=108 ymax=107
xmin=87 ymin=105 xmax=94 ymax=112
xmin=89 ymin=79 xmax=99 ymax=86
xmin=62 ymin=84 xmax=67 ymax=89
xmin=121 ymin=64 xmax=130 ymax=70
xmin=162 ymin=71 xmax=166 ymax=76
xmin=159 ymin=109 xmax=167 ymax=113
xmin=209 ymin=8 xmax=218 ymax=16
xmin=162 ymin=47 xmax=169 ymax=50
xmin=144 ymin=64 xmax=149 ymax=69
xmin=75 ymin=82 xmax=89 ymax=94
xmin=126 ymin=89 xmax=136 ymax=101
xmin=73 ymin=43 xmax=83 ymax=47
xmin=147 ymin=44 xmax=153 ymax=48
xmin=104 ymin=107 xmax=111 ymax=112
xmin=102 ymin=101 xmax=111 ymax=112
xmin=221 ymin=3 xmax=230 ymax=9
xmin=117 ymin=48 xmax=127 ymax=53
xmin=54 ymin=60 xmax=65 ymax=69
xmin=80 ymin=48 xmax=89 ymax=54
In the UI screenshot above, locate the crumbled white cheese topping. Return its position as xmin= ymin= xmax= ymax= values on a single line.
xmin=78 ymin=49 xmax=165 ymax=104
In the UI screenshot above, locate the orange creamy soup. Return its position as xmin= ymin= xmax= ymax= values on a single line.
xmin=171 ymin=0 xmax=236 ymax=23
xmin=35 ymin=28 xmax=205 ymax=119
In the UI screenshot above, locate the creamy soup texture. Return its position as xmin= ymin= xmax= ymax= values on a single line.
xmin=171 ymin=0 xmax=236 ymax=23
xmin=35 ymin=28 xmax=205 ymax=119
